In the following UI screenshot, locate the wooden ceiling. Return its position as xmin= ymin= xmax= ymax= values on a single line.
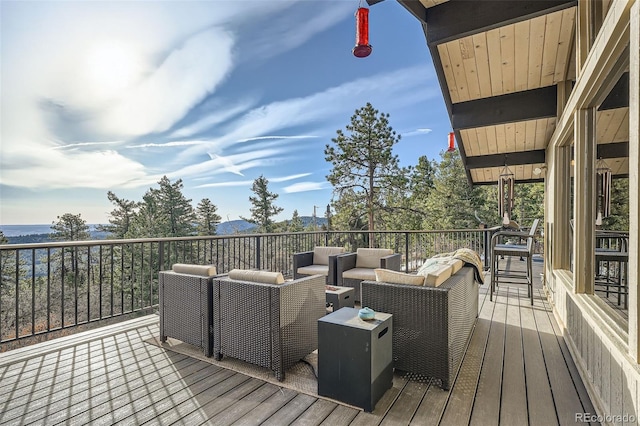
xmin=372 ymin=0 xmax=631 ymax=185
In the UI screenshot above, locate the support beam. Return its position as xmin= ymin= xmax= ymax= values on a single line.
xmin=452 ymin=86 xmax=557 ymax=130
xmin=466 ymin=150 xmax=546 ymax=169
xmin=628 ymin=0 xmax=639 ymax=362
xmin=424 ymin=0 xmax=577 ymax=45
xmin=573 ymin=108 xmax=596 ymax=295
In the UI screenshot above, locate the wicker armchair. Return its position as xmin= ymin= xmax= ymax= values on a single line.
xmin=213 ymin=272 xmax=325 ymax=381
xmin=293 ymin=246 xmax=346 ymax=284
xmin=336 ymin=248 xmax=402 ymax=301
xmin=360 ymin=267 xmax=479 ymax=390
xmin=159 ymin=264 xmax=220 ymax=357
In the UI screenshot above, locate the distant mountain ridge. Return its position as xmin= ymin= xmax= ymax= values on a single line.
xmin=1 ymin=216 xmax=328 ymax=243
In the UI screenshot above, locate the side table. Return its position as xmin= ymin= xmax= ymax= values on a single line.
xmin=325 ymin=285 xmax=355 ymax=313
xmin=318 ymin=307 xmax=393 ymax=412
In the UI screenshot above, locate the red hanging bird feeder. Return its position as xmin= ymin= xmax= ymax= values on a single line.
xmin=353 ymin=7 xmax=372 ymax=58
xmin=447 ymin=132 xmax=456 ymax=152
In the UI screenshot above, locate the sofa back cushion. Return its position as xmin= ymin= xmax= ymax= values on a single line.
xmin=374 ymin=268 xmax=425 ymax=286
xmin=228 ymin=269 xmax=285 ymax=285
xmin=313 ymin=246 xmax=345 ymax=265
xmin=172 ymin=263 xmax=217 ymax=276
xmin=356 ymin=248 xmax=393 ymax=269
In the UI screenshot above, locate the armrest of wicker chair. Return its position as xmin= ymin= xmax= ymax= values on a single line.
xmin=360 ymin=267 xmax=478 ymax=390
xmin=293 ymin=251 xmax=314 ymax=279
xmin=336 ymin=252 xmax=357 ymax=286
xmin=380 ymin=253 xmax=402 ymax=271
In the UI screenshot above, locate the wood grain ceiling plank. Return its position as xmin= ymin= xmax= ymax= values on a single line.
xmin=541 ymin=11 xmax=563 ymax=86
xmin=438 ymin=43 xmax=460 ymax=103
xmin=554 ymin=8 xmax=576 ymax=83
xmin=543 ymin=118 xmax=557 ymax=149
xmin=596 ymin=110 xmax=615 ymax=142
xmin=476 ymin=126 xmax=490 ymax=156
xmin=514 ymin=20 xmax=531 ymax=91
xmin=535 ymin=118 xmax=550 ymax=150
xmin=528 ymin=15 xmax=547 ymax=88
xmin=505 ymin=122 xmax=517 ymax=153
xmin=488 ymin=126 xmax=500 ymax=155
xmin=461 ymin=37 xmax=482 ymax=99
xmin=525 ymin=119 xmax=538 ymax=152
xmin=500 ymin=24 xmax=516 ymax=94
xmin=447 ymin=41 xmax=471 ymax=101
xmin=495 ymin=124 xmax=507 ymax=157
xmin=599 ymin=107 xmax=628 ymax=143
xmin=460 ymin=129 xmax=476 ymax=156
xmin=472 ymin=33 xmax=493 ymax=99
xmin=611 ymin=109 xmax=629 ymax=142
xmin=486 ymin=28 xmax=504 ymax=95
xmin=515 ymin=121 xmax=527 ymax=152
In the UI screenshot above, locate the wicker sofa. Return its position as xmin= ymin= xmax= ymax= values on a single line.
xmin=213 ymin=271 xmax=325 ymax=381
xmin=159 ymin=264 xmax=220 ymax=357
xmin=336 ymin=248 xmax=402 ymax=301
xmin=360 ymin=266 xmax=479 ymax=389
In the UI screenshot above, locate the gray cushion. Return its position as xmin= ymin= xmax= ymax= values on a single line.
xmin=297 ymin=265 xmax=329 ymax=276
xmin=228 ymin=269 xmax=285 ymax=285
xmin=313 ymin=246 xmax=345 ymax=265
xmin=355 ymin=248 xmax=393 ymax=269
xmin=343 ymin=267 xmax=377 ymax=281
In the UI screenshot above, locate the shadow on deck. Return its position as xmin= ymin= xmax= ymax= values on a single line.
xmin=0 ymin=257 xmax=599 ymax=425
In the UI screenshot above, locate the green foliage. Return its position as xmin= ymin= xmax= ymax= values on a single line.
xmin=325 ymin=103 xmax=408 ymax=232
xmin=196 ymin=198 xmax=222 ymax=236
xmin=0 ymin=231 xmax=7 ymax=245
xmin=97 ymin=191 xmax=137 ymax=238
xmin=603 ymin=177 xmax=629 ymax=231
xmin=242 ymin=175 xmax=283 ymax=233
xmin=288 ymin=210 xmax=304 ymax=232
xmin=50 ymin=213 xmax=91 ymax=241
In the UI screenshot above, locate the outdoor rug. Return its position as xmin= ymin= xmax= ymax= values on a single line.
xmin=145 ymin=336 xmax=388 ymax=411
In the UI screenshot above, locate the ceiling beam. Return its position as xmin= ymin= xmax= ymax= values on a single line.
xmin=366 ymin=0 xmax=387 ymax=5
xmin=598 ymin=142 xmax=628 ymax=159
xmin=452 ymin=86 xmax=557 ymax=130
xmin=425 ymin=0 xmax=577 ymax=46
xmin=397 ymin=0 xmax=428 ymax=23
xmin=426 ymin=1 xmax=577 ymax=45
xmin=465 ymin=150 xmax=546 ymax=169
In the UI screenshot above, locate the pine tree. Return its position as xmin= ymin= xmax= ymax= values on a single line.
xmin=50 ymin=213 xmax=91 ymax=241
xmin=325 ymin=103 xmax=407 ymax=236
xmin=288 ymin=209 xmax=304 ymax=232
xmin=242 ymin=175 xmax=283 ymax=233
xmin=196 ymin=198 xmax=222 ymax=236
xmin=98 ymin=191 xmax=138 ymax=239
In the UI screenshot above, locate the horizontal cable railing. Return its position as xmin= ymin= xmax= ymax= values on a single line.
xmin=0 ymin=229 xmax=493 ymax=343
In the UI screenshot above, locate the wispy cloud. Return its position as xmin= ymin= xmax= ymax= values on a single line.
xmin=52 ymin=140 xmax=123 ymax=150
xmin=271 ymin=173 xmax=311 ymax=182
xmin=283 ymin=181 xmax=327 ymax=193
xmin=196 ymin=180 xmax=253 ymax=189
xmin=169 ymin=98 xmax=256 ymax=138
xmin=236 ymin=135 xmax=318 ymax=143
xmin=402 ymin=128 xmax=433 ymax=137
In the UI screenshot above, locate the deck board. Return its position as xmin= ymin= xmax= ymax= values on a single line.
xmin=0 ymin=258 xmax=602 ymax=426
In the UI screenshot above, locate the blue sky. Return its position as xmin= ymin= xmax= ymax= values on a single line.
xmin=0 ymin=0 xmax=451 ymax=225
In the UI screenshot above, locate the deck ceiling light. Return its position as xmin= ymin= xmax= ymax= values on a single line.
xmin=353 ymin=5 xmax=372 ymax=58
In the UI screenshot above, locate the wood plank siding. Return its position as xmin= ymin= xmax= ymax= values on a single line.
xmin=0 ymin=259 xmax=598 ymax=425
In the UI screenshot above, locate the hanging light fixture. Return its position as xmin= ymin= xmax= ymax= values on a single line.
xmin=498 ymin=163 xmax=515 ymax=226
xmin=596 ymin=158 xmax=612 ymax=225
xmin=353 ymin=4 xmax=372 ymax=58
xmin=447 ymin=132 xmax=456 ymax=152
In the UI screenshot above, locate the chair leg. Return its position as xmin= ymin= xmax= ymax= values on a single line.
xmin=527 ymin=256 xmax=533 ymax=305
xmin=490 ymin=253 xmax=496 ymax=301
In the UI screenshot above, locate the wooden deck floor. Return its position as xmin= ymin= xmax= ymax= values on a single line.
xmin=0 ymin=258 xmax=599 ymax=425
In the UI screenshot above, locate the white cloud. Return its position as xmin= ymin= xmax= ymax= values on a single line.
xmin=196 ymin=180 xmax=253 ymax=189
xmin=283 ymin=181 xmax=327 ymax=193
xmin=237 ymin=135 xmax=318 ymax=143
xmin=402 ymin=128 xmax=433 ymax=137
xmin=271 ymin=173 xmax=312 ymax=182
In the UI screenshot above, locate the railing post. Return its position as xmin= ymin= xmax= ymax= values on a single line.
xmin=324 ymin=231 xmax=329 ymax=246
xmin=159 ymin=241 xmax=165 ymax=272
xmin=405 ymin=232 xmax=410 ymax=272
xmin=255 ymin=236 xmax=261 ymax=270
xmin=483 ymin=227 xmax=491 ymax=270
